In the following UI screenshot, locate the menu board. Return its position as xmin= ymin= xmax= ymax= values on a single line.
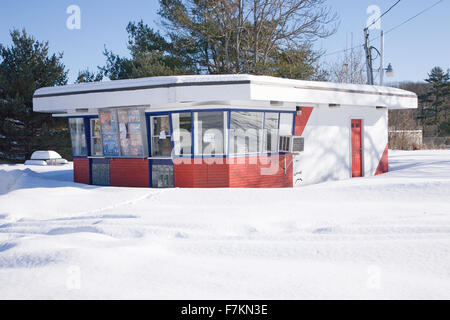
xmin=99 ymin=110 xmax=120 ymax=157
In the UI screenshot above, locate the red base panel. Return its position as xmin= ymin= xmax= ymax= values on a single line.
xmin=73 ymin=158 xmax=90 ymax=185
xmin=174 ymin=155 xmax=293 ymax=188
xmin=110 ymin=158 xmax=149 ymax=187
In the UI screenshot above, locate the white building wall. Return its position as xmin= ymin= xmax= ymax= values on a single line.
xmin=293 ymin=105 xmax=388 ymax=186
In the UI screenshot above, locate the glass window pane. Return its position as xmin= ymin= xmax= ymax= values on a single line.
xmin=99 ymin=110 xmax=120 ymax=157
xmin=230 ymin=112 xmax=263 ymax=154
xmin=151 ymin=116 xmax=172 ymax=157
xmin=117 ymin=108 xmax=145 ymax=157
xmin=90 ymin=119 xmax=103 ymax=157
xmin=264 ymin=113 xmax=279 ymax=153
xmin=69 ymin=118 xmax=87 ymax=156
xmin=194 ymin=112 xmax=226 ymax=156
xmin=172 ymin=113 xmax=192 ymax=156
xmin=279 ymin=113 xmax=294 ymax=136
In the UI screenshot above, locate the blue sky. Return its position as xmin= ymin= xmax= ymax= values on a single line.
xmin=0 ymin=0 xmax=448 ymax=84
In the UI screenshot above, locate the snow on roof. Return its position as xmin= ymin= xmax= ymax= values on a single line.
xmin=33 ymin=74 xmax=418 ymax=113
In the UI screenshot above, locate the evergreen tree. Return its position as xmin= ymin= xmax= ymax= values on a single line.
xmin=420 ymin=67 xmax=450 ymax=136
xmin=0 ymin=29 xmax=69 ymax=161
xmin=75 ymin=68 xmax=103 ymax=83
xmin=100 ymin=21 xmax=196 ymax=80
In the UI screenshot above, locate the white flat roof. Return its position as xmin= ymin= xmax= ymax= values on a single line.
xmin=33 ymin=74 xmax=418 ymax=114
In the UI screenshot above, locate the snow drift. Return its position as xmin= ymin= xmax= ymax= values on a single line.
xmin=0 ymin=150 xmax=449 ymax=299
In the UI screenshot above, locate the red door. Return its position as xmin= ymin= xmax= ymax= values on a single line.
xmin=351 ymin=119 xmax=362 ymax=177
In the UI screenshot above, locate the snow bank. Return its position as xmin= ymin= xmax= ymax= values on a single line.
xmin=0 ymin=150 xmax=449 ymax=299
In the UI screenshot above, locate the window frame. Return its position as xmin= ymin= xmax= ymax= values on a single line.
xmin=193 ymin=110 xmax=228 ymax=157
xmin=262 ymin=112 xmax=280 ymax=154
xmin=98 ymin=108 xmax=148 ymax=158
xmin=149 ymin=114 xmax=173 ymax=158
xmin=68 ymin=117 xmax=88 ymax=157
xmin=171 ymin=112 xmax=193 ymax=157
xmin=229 ymin=111 xmax=265 ymax=156
xmin=90 ymin=118 xmax=103 ymax=157
xmin=145 ymin=109 xmax=296 ymax=159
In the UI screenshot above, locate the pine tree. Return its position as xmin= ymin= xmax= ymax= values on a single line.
xmin=420 ymin=67 xmax=450 ymax=137
xmin=0 ymin=29 xmax=69 ymax=161
xmin=75 ymin=68 xmax=103 ymax=83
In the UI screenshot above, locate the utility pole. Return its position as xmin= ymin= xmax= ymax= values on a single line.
xmin=380 ymin=30 xmax=385 ymax=86
xmin=363 ymin=28 xmax=374 ymax=85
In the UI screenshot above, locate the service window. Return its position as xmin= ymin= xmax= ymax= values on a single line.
xmin=172 ymin=113 xmax=192 ymax=156
xmin=151 ymin=115 xmax=172 ymax=157
xmin=264 ymin=112 xmax=279 ymax=153
xmin=69 ymin=118 xmax=87 ymax=156
xmin=90 ymin=119 xmax=103 ymax=157
xmin=229 ymin=111 xmax=264 ymax=155
xmin=194 ymin=111 xmax=227 ymax=156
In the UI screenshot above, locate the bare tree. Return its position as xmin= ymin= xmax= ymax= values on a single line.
xmin=327 ymin=47 xmax=366 ymax=84
xmin=158 ymin=0 xmax=338 ymax=75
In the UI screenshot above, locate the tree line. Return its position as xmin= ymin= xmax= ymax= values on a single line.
xmin=389 ymin=67 xmax=450 ymax=138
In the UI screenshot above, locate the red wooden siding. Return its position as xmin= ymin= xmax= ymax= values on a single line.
xmin=73 ymin=158 xmax=90 ymax=184
xmin=174 ymin=159 xmax=228 ymax=188
xmin=351 ymin=119 xmax=363 ymax=177
xmin=295 ymin=107 xmax=314 ymax=136
xmin=110 ymin=158 xmax=149 ymax=187
xmin=375 ymin=144 xmax=389 ymax=175
xmin=229 ymin=155 xmax=292 ymax=188
xmin=206 ymin=161 xmax=229 ymax=188
xmin=174 ymin=155 xmax=292 ymax=188
xmin=173 ymin=160 xmax=196 ymax=188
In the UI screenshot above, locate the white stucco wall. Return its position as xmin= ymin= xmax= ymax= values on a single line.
xmin=293 ymin=105 xmax=388 ymax=186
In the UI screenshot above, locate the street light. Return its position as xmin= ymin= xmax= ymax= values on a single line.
xmin=385 ymin=63 xmax=394 ymax=78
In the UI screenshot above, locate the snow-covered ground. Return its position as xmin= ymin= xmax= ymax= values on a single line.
xmin=0 ymin=150 xmax=449 ymax=299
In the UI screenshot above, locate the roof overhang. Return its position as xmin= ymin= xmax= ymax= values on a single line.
xmin=33 ymin=74 xmax=418 ymax=114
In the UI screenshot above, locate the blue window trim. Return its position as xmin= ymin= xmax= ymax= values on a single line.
xmin=144 ymin=108 xmax=295 ymax=159
xmin=146 ymin=112 xmax=175 ymax=158
xmin=68 ymin=116 xmax=97 ymax=157
xmin=190 ymin=111 xmax=195 ymax=156
xmin=83 ymin=118 xmax=91 ymax=157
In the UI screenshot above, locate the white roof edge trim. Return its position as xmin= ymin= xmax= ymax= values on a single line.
xmin=34 ymin=74 xmax=416 ymax=99
xmin=33 ymin=75 xmax=418 ymax=113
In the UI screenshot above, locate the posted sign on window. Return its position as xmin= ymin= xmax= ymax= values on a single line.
xmin=99 ymin=108 xmax=148 ymax=158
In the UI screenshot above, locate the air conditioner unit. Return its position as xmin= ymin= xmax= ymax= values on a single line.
xmin=279 ymin=136 xmax=304 ymax=153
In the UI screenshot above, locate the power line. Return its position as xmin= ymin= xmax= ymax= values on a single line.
xmin=324 ymin=0 xmax=444 ymax=58
xmin=366 ymin=0 xmax=402 ymax=30
xmin=385 ymin=0 xmax=443 ymax=34
xmin=370 ymin=0 xmax=444 ymax=43
xmin=324 ymin=0 xmax=402 ymax=57
xmin=322 ymin=45 xmax=363 ymax=58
